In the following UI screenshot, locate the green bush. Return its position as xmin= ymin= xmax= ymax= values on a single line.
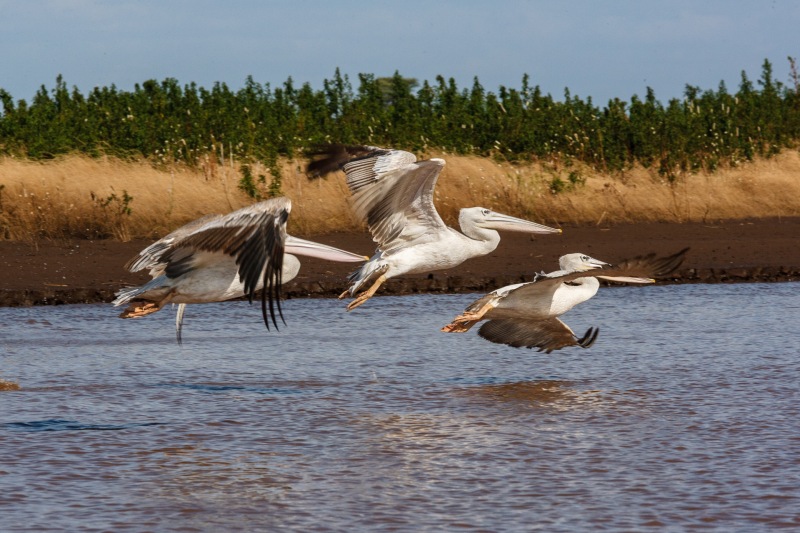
xmin=1 ymin=60 xmax=799 ymax=176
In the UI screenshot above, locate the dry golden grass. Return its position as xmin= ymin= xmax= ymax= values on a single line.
xmin=431 ymin=150 xmax=800 ymax=226
xmin=0 ymin=155 xmax=249 ymax=242
xmin=1 ymin=150 xmax=799 ymax=242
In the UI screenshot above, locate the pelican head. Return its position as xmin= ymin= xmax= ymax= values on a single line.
xmin=559 ymin=253 xmax=609 ymax=272
xmin=459 ymin=207 xmax=561 ymax=235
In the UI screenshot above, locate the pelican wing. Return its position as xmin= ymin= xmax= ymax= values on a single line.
xmin=158 ymin=198 xmax=290 ymax=329
xmin=124 ymin=213 xmax=223 ymax=274
xmin=173 ymin=198 xmax=288 ymax=328
xmin=478 ymin=318 xmax=599 ymax=353
xmin=307 ymin=144 xmax=447 ymax=253
xmin=466 ymin=278 xmax=560 ymax=315
xmin=599 ymin=247 xmax=689 ymax=280
xmin=488 ymin=269 xmax=627 ymax=311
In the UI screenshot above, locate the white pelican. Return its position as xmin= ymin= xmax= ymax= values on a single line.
xmin=113 ymin=197 xmax=367 ymax=341
xmin=441 ymin=248 xmax=688 ymax=353
xmin=307 ymin=144 xmax=562 ymax=310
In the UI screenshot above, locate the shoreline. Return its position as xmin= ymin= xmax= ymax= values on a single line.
xmin=2 ymin=217 xmax=799 ymax=307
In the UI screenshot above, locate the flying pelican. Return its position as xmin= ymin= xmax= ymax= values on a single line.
xmin=441 ymin=248 xmax=688 ymax=353
xmin=307 ymin=144 xmax=562 ymax=310
xmin=113 ymin=197 xmax=367 ymax=341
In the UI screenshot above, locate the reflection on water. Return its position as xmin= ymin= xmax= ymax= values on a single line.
xmin=457 ymin=379 xmax=576 ymax=403
xmin=1 ymin=283 xmax=800 ymax=531
xmin=4 ymin=419 xmax=164 ymax=431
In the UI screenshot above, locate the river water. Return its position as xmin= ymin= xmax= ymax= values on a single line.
xmin=1 ymin=283 xmax=799 ymax=531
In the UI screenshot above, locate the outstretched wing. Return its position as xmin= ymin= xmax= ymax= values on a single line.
xmin=124 ymin=213 xmax=223 ymax=275
xmin=466 ymin=279 xmax=561 ymax=317
xmin=128 ymin=198 xmax=290 ymax=330
xmin=307 ymin=144 xmax=447 ymax=253
xmin=478 ymin=318 xmax=599 ymax=353
xmin=598 ymin=247 xmax=689 ymax=282
xmin=171 ymin=198 xmax=289 ymax=329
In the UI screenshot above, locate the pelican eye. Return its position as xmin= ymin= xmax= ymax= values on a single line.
xmin=481 ymin=209 xmax=490 ymax=216
xmin=581 ymin=255 xmax=590 ymax=261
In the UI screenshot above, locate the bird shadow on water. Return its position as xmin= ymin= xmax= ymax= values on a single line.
xmin=450 ymin=377 xmax=656 ymax=419
xmin=3 ymin=419 xmax=164 ymax=432
xmin=449 ymin=378 xmax=581 ymax=407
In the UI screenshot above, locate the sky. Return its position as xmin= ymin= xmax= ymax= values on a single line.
xmin=1 ymin=0 xmax=799 ymax=106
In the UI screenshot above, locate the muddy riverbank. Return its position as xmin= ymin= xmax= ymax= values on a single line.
xmin=1 ymin=217 xmax=798 ymax=307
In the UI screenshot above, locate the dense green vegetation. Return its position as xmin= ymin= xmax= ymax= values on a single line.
xmin=1 ymin=59 xmax=799 ymax=182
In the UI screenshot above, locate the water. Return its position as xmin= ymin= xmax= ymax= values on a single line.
xmin=1 ymin=283 xmax=799 ymax=532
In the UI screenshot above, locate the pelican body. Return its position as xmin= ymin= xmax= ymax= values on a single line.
xmin=308 ymin=144 xmax=561 ymax=310
xmin=442 ymin=248 xmax=688 ymax=353
xmin=113 ymin=197 xmax=366 ymax=341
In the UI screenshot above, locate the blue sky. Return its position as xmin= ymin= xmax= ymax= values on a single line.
xmin=1 ymin=0 xmax=798 ymax=106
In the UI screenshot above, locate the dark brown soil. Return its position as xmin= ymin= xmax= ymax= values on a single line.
xmin=1 ymin=217 xmax=799 ymax=306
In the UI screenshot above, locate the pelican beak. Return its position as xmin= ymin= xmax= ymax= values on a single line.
xmin=583 ymin=258 xmax=610 ymax=271
xmin=285 ymin=236 xmax=367 ymax=262
xmin=595 ymin=275 xmax=655 ymax=284
xmin=484 ymin=213 xmax=561 ymax=234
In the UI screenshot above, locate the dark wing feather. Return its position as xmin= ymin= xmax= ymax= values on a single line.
xmin=603 ymin=247 xmax=689 ymax=279
xmin=124 ymin=213 xmax=223 ymax=273
xmin=478 ymin=318 xmax=599 ymax=354
xmin=306 ymin=144 xmax=391 ymax=179
xmin=261 ymin=210 xmax=286 ymax=330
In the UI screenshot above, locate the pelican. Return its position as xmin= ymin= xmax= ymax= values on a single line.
xmin=307 ymin=144 xmax=562 ymax=310
xmin=113 ymin=197 xmax=367 ymax=341
xmin=441 ymin=248 xmax=688 ymax=353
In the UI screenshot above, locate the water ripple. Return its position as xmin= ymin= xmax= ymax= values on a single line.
xmin=1 ymin=284 xmax=799 ymax=531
